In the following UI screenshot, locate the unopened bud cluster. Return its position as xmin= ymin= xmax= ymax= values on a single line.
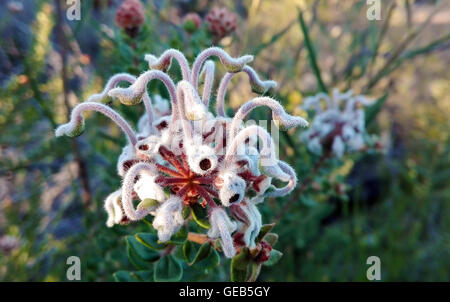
xmin=115 ymin=0 xmax=145 ymax=38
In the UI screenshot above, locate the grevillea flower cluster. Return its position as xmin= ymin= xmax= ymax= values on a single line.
xmin=55 ymin=47 xmax=308 ymax=259
xmin=205 ymin=7 xmax=238 ymax=42
xmin=300 ymin=88 xmax=374 ymax=158
xmin=115 ymin=0 xmax=145 ymax=37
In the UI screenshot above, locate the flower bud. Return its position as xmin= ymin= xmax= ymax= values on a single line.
xmin=115 ymin=0 xmax=145 ymax=38
xmin=205 ymin=7 xmax=238 ymax=42
xmin=183 ymin=13 xmax=202 ymax=34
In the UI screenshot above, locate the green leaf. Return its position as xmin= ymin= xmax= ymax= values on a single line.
xmin=126 ymin=236 xmax=159 ymax=270
xmin=263 ymin=233 xmax=279 ymax=247
xmin=113 ymin=271 xmax=138 ymax=282
xmin=142 ymin=217 xmax=154 ymax=228
xmin=263 ymin=249 xmax=283 ymax=266
xmin=194 ymin=248 xmax=220 ymax=271
xmin=187 ymin=243 xmax=211 ymax=265
xmin=135 ymin=233 xmax=166 ymax=250
xmin=185 ymin=243 xmax=220 ymax=271
xmin=182 ymin=206 xmax=191 ymax=219
xmin=113 ymin=269 xmax=154 ymax=282
xmin=133 ymin=270 xmax=154 ymax=281
xmin=191 ymin=203 xmax=211 ymax=229
xmin=230 ymin=248 xmax=250 ymax=282
xmin=127 ymin=245 xmax=152 ymax=270
xmin=298 ymin=11 xmax=327 ymax=93
xmin=255 ymin=223 xmax=276 ymax=243
xmin=127 ymin=236 xmax=160 ymax=261
xmin=154 ymin=255 xmax=183 ymax=282
xmin=365 ymin=93 xmax=388 ymax=126
xmin=167 ymin=226 xmax=188 ymax=245
xmin=247 ymin=262 xmax=262 ymax=282
xmin=183 ymin=241 xmax=199 ymax=263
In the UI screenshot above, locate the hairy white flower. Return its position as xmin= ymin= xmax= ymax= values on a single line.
xmin=152 ymin=196 xmax=184 ymax=242
xmin=185 ymin=144 xmax=218 ymax=175
xmin=240 ymin=201 xmax=262 ymax=249
xmin=133 ymin=173 xmax=166 ymax=203
xmin=55 ymin=47 xmax=307 ymax=257
xmin=217 ymin=171 xmax=246 ymax=206
xmin=145 ymin=49 xmax=191 ymax=80
xmin=104 ymin=189 xmax=124 ymax=227
xmin=208 ymin=207 xmax=237 ymax=258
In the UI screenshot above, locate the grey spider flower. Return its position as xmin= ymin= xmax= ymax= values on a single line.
xmin=300 ymin=88 xmax=374 ymax=158
xmin=55 ymin=47 xmax=308 ymax=259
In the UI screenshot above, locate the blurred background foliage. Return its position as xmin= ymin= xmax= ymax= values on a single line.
xmin=0 ymin=0 xmax=449 ymax=281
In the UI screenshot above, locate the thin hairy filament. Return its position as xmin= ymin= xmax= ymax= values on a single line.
xmin=200 ymin=60 xmax=215 ymax=106
xmin=55 ymin=102 xmax=137 ymax=146
xmin=89 ymin=73 xmax=154 ymax=126
xmin=191 ymin=47 xmax=253 ymax=89
xmin=229 ymin=96 xmax=308 ymax=141
xmin=216 ymin=66 xmax=276 ymax=117
xmin=145 ymin=49 xmax=191 ymax=81
xmin=264 ymin=160 xmax=297 ymax=197
xmin=225 ymin=125 xmax=272 ymax=167
xmin=121 ymin=162 xmax=158 ymax=220
xmin=109 ymin=70 xmax=178 ymax=133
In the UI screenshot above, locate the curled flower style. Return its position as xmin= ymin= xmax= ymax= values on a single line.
xmin=300 ymin=88 xmax=374 ymax=158
xmin=230 ymin=200 xmax=262 ymax=249
xmin=104 ymin=189 xmax=126 ymax=227
xmin=208 ymin=207 xmax=237 ymax=258
xmin=216 ymin=66 xmax=277 ymax=117
xmin=55 ymin=48 xmax=308 ymax=257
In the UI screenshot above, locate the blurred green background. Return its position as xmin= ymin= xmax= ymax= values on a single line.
xmin=0 ymin=0 xmax=449 ymax=281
